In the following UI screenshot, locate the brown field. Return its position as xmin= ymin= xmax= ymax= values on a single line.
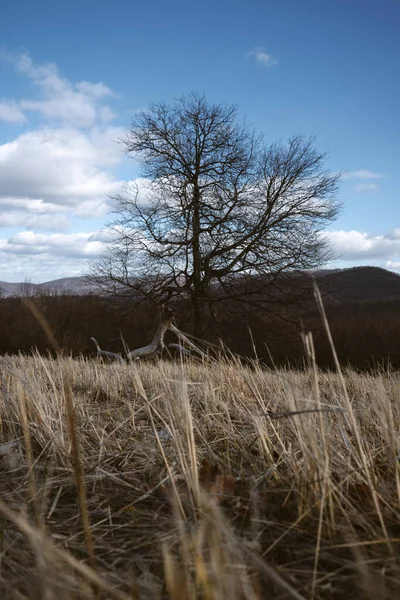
xmin=0 ymin=350 xmax=400 ymax=599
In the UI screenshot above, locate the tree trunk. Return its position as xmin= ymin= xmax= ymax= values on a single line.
xmin=191 ymin=179 xmax=211 ymax=339
xmin=193 ymin=286 xmax=213 ymax=339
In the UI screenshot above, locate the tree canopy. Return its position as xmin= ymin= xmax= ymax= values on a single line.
xmin=92 ymin=93 xmax=341 ymax=337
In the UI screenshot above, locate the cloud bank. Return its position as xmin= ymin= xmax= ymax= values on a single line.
xmin=0 ymin=52 xmax=127 ymax=280
xmin=327 ymin=229 xmax=400 ymax=271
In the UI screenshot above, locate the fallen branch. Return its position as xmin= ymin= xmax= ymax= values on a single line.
xmin=167 ymin=343 xmax=193 ymax=357
xmin=91 ymin=305 xmax=208 ymax=362
xmin=169 ymin=323 xmax=207 ymax=358
xmin=126 ymin=305 xmax=174 ymax=360
xmin=90 ymin=337 xmax=124 ymax=362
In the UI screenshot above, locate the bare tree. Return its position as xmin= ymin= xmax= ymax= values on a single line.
xmin=91 ymin=93 xmax=341 ymax=337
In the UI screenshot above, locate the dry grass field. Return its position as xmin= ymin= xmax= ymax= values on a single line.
xmin=0 ymin=348 xmax=400 ymax=599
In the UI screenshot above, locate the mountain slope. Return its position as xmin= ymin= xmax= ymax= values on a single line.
xmin=1 ymin=267 xmax=400 ymax=303
xmin=315 ymin=266 xmax=400 ymax=304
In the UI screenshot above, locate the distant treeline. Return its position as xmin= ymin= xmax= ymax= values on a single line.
xmin=0 ymin=290 xmax=399 ymax=371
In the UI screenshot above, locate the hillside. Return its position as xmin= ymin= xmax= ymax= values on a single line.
xmin=1 ymin=266 xmax=400 ymax=303
xmin=315 ymin=266 xmax=400 ymax=305
xmin=0 ymin=276 xmax=93 ymax=297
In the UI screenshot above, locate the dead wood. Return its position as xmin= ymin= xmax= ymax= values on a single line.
xmin=90 ymin=337 xmax=124 ymax=362
xmin=91 ymin=304 xmax=207 ymax=362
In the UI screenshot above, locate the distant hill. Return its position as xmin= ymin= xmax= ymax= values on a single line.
xmin=42 ymin=277 xmax=94 ymax=294
xmin=1 ymin=266 xmax=400 ymax=304
xmin=314 ymin=266 xmax=400 ymax=305
xmin=0 ymin=276 xmax=94 ymax=297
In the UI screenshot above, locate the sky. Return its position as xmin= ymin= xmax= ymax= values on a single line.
xmin=0 ymin=0 xmax=399 ymax=282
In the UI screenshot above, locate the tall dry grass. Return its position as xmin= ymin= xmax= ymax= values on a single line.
xmin=0 ymin=349 xmax=400 ymax=599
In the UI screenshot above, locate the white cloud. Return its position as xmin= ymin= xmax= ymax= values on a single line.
xmin=88 ymin=229 xmax=116 ymax=243
xmin=0 ymin=127 xmax=125 ymax=217
xmin=342 ymin=170 xmax=384 ymax=193
xmin=20 ymin=98 xmax=98 ymax=129
xmin=327 ymin=230 xmax=400 ymax=261
xmin=246 ymin=47 xmax=278 ymax=67
xmin=0 ymin=101 xmax=26 ymax=124
xmin=98 ymin=106 xmax=118 ymax=124
xmin=0 ymin=229 xmax=112 ymax=281
xmin=385 ymin=261 xmax=400 ymax=272
xmin=387 ymin=229 xmax=400 ymax=240
xmin=75 ymin=81 xmax=115 ymax=99
xmin=354 ymin=183 xmax=380 ymax=193
xmin=0 ymin=211 xmax=69 ymax=231
xmin=1 ymin=231 xmax=107 ymax=258
xmin=344 ymin=170 xmax=383 ymax=180
xmin=2 ymin=51 xmax=116 ymax=128
xmin=0 ymin=51 xmax=133 ymax=280
xmin=0 ymin=197 xmax=66 ymax=216
xmin=0 ymin=53 xmax=125 ymax=221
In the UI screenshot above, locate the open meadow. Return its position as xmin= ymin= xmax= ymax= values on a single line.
xmin=0 ymin=352 xmax=400 ymax=599
xmin=1 ymin=2 xmax=398 ymax=598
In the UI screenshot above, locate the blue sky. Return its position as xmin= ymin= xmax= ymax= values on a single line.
xmin=0 ymin=0 xmax=399 ymax=282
